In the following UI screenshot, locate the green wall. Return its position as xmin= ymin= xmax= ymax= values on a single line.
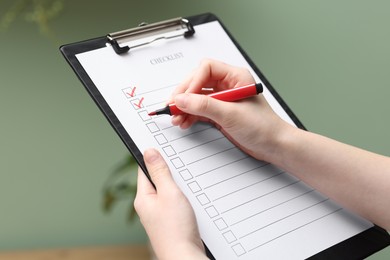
xmin=0 ymin=0 xmax=388 ymax=258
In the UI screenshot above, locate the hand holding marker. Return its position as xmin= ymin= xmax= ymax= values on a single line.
xmin=148 ymin=83 xmax=263 ymax=116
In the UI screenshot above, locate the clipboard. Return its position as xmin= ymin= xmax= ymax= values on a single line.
xmin=60 ymin=13 xmax=389 ymax=259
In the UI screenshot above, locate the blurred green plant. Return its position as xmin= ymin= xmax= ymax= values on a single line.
xmin=0 ymin=0 xmax=64 ymax=40
xmin=102 ymin=155 xmax=139 ymax=222
xmin=1 ymin=0 xmax=139 ymax=222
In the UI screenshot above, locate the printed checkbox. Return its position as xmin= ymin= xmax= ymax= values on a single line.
xmin=214 ymin=218 xmax=228 ymax=231
xmin=131 ymin=98 xmax=144 ymax=110
xmin=223 ymin=231 xmax=237 ymax=243
xmin=138 ymin=110 xmax=151 ymax=121
xmin=187 ymin=181 xmax=201 ymax=193
xmin=154 ymin=134 xmax=168 ymax=145
xmin=122 ymin=87 xmax=136 ymax=98
xmin=146 ymin=122 xmax=160 ymax=133
xmin=196 ymin=193 xmax=210 ymax=205
xmin=163 ymin=145 xmax=176 ymax=157
xmin=232 ymin=244 xmax=246 ymax=256
xmin=205 ymin=206 xmax=219 ymax=218
xmin=179 ymin=169 xmax=193 ymax=181
xmin=171 ymin=157 xmax=184 ymax=169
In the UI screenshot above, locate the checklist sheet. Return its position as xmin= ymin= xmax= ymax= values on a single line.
xmin=75 ymin=21 xmax=373 ymax=259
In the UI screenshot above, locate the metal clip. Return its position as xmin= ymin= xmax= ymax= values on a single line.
xmin=107 ymin=17 xmax=195 ymax=54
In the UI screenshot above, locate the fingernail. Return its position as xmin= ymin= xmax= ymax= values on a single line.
xmin=174 ymin=94 xmax=189 ymax=109
xmin=144 ymin=148 xmax=160 ymax=163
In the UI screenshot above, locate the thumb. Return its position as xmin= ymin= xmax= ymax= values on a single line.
xmin=143 ymin=148 xmax=176 ymax=192
xmin=174 ymin=93 xmax=227 ymax=125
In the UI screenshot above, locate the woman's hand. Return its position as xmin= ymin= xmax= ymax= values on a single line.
xmin=171 ymin=59 xmax=293 ymax=162
xmin=172 ymin=60 xmax=390 ymax=230
xmin=134 ymin=148 xmax=207 ymax=260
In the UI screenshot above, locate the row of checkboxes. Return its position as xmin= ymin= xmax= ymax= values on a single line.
xmin=148 ymin=118 xmax=246 ymax=256
xmin=124 ymin=89 xmax=246 ymax=257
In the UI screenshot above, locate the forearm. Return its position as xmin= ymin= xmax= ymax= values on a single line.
xmin=171 ymin=59 xmax=390 ymax=230
xmin=269 ymin=124 xmax=390 ymax=230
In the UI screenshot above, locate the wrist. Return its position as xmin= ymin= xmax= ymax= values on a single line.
xmin=262 ymin=120 xmax=300 ymax=167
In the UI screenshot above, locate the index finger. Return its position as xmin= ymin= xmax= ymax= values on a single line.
xmin=185 ymin=59 xmax=238 ymax=93
xmin=169 ymin=69 xmax=197 ymax=103
xmin=174 ymin=59 xmax=255 ymax=98
xmin=170 ymin=59 xmax=232 ymax=102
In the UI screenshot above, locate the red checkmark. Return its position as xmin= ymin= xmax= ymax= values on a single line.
xmin=126 ymin=87 xmax=136 ymax=97
xmin=134 ymin=97 xmax=144 ymax=109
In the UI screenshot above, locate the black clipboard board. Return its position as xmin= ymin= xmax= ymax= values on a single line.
xmin=60 ymin=13 xmax=389 ymax=259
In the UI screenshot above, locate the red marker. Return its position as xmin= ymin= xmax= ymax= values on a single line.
xmin=148 ymin=83 xmax=263 ymax=116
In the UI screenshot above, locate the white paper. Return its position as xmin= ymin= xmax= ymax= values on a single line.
xmin=76 ymin=21 xmax=372 ymax=259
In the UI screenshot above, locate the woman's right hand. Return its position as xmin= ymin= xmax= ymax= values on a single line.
xmin=171 ymin=59 xmax=294 ymax=163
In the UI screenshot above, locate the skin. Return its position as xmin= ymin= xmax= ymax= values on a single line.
xmin=135 ymin=59 xmax=390 ymax=259
xmin=134 ymin=149 xmax=208 ymax=260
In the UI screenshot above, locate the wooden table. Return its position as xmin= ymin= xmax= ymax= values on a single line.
xmin=0 ymin=244 xmax=151 ymax=260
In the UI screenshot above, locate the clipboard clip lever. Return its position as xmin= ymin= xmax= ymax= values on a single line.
xmin=107 ymin=17 xmax=195 ymax=54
